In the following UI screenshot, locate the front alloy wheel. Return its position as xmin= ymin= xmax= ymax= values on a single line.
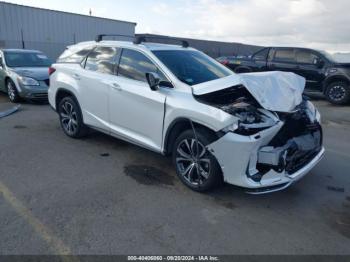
xmin=175 ymin=138 xmax=211 ymax=187
xmin=173 ymin=129 xmax=222 ymax=192
xmin=7 ymin=80 xmax=20 ymax=103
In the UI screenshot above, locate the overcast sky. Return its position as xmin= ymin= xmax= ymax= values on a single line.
xmin=2 ymin=0 xmax=350 ymax=52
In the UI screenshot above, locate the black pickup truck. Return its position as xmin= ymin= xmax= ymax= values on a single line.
xmin=218 ymin=47 xmax=350 ymax=105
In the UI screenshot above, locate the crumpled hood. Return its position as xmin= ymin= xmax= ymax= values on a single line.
xmin=192 ymin=71 xmax=305 ymax=112
xmin=10 ymin=67 xmax=49 ymax=81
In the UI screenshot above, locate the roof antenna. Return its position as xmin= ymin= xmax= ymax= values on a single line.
xmin=89 ymin=8 xmax=92 ymax=16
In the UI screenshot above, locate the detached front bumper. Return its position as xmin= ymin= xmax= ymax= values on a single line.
xmin=207 ymin=121 xmax=324 ymax=193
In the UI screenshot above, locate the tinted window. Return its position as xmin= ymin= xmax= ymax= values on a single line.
xmin=57 ymin=47 xmax=94 ymax=63
xmin=153 ymin=50 xmax=231 ymax=86
xmin=118 ymin=49 xmax=166 ymax=82
xmin=296 ymin=50 xmax=318 ymax=64
xmin=4 ymin=52 xmax=52 ymax=67
xmin=274 ymin=49 xmax=296 ymax=62
xmin=253 ymin=48 xmax=269 ymax=60
xmin=85 ymin=46 xmax=118 ymax=74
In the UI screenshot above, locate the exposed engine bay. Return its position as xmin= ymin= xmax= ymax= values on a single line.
xmin=194 ymin=85 xmax=278 ymax=135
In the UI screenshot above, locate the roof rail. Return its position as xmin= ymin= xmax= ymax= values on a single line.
xmin=134 ymin=36 xmax=189 ymax=48
xmin=95 ymin=34 xmax=135 ymax=42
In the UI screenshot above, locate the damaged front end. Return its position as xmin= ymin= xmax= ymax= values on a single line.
xmin=193 ymin=72 xmax=324 ymax=193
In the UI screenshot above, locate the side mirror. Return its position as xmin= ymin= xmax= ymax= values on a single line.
xmin=146 ymin=72 xmax=160 ymax=91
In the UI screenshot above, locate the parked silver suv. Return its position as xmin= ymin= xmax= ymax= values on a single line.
xmin=48 ymin=36 xmax=324 ymax=194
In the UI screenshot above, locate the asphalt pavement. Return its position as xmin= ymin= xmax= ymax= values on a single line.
xmin=0 ymin=92 xmax=349 ymax=255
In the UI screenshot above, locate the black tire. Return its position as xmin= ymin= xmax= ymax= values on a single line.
xmin=325 ymin=81 xmax=350 ymax=105
xmin=58 ymin=96 xmax=89 ymax=138
xmin=172 ymin=129 xmax=222 ymax=192
xmin=6 ymin=79 xmax=21 ymax=103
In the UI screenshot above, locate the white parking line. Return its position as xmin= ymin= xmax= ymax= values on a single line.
xmin=0 ymin=181 xmax=79 ymax=261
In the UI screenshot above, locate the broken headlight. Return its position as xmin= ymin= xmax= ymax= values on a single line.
xmin=305 ymin=101 xmax=321 ymax=123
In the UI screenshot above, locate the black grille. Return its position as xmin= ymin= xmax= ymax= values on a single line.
xmin=284 ymin=128 xmax=322 ymax=174
xmin=260 ymin=107 xmax=323 ymax=175
xmin=32 ymin=93 xmax=48 ymax=100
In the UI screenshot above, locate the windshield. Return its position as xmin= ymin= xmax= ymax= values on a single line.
xmin=319 ymin=50 xmax=350 ymax=63
xmin=152 ymin=50 xmax=232 ymax=86
xmin=4 ymin=52 xmax=52 ymax=67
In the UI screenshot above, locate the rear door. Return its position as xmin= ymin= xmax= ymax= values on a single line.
xmin=295 ymin=49 xmax=325 ymax=90
xmin=268 ymin=48 xmax=299 ymax=73
xmin=78 ymin=46 xmax=119 ymax=131
xmin=108 ymin=48 xmax=168 ymax=152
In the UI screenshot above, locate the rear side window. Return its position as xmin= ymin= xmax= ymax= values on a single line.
xmin=85 ymin=46 xmax=119 ymax=74
xmin=274 ymin=49 xmax=296 ymax=62
xmin=118 ymin=49 xmax=166 ymax=82
xmin=296 ymin=50 xmax=318 ymax=64
xmin=253 ymin=48 xmax=269 ymax=60
xmin=57 ymin=47 xmax=94 ymax=63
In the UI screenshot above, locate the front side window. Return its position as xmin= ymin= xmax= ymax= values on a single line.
xmin=4 ymin=52 xmax=52 ymax=67
xmin=274 ymin=49 xmax=296 ymax=63
xmin=153 ymin=50 xmax=231 ymax=86
xmin=296 ymin=50 xmax=319 ymax=64
xmin=85 ymin=46 xmax=119 ymax=75
xmin=118 ymin=49 xmax=166 ymax=82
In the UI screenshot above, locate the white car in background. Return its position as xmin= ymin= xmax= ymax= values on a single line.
xmin=48 ymin=35 xmax=324 ymax=194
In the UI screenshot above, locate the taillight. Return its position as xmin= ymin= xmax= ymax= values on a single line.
xmin=221 ymin=60 xmax=229 ymax=65
xmin=49 ymin=67 xmax=56 ymax=76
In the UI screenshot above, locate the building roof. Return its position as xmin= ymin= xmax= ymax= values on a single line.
xmin=0 ymin=1 xmax=137 ymax=25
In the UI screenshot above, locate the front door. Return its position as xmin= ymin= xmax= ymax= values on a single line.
xmin=108 ymin=48 xmax=167 ymax=152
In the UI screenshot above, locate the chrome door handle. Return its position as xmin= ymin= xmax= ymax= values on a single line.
xmin=111 ymin=83 xmax=122 ymax=91
xmin=72 ymin=74 xmax=80 ymax=80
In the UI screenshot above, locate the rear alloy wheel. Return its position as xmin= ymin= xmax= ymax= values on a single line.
xmin=173 ymin=129 xmax=222 ymax=192
xmin=58 ymin=97 xmax=88 ymax=138
xmin=7 ymin=80 xmax=20 ymax=103
xmin=325 ymin=81 xmax=350 ymax=105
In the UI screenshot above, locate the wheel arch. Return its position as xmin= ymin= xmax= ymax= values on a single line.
xmin=55 ymin=88 xmax=80 ymax=110
xmin=323 ymin=75 xmax=350 ymax=93
xmin=4 ymin=76 xmax=15 ymax=89
xmin=163 ymin=117 xmax=221 ymax=156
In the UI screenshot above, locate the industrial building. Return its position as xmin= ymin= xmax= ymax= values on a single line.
xmin=0 ymin=1 xmax=136 ymax=59
xmin=0 ymin=1 xmax=262 ymax=60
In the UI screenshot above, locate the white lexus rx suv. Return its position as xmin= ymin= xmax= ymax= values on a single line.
xmin=48 ymin=35 xmax=324 ymax=194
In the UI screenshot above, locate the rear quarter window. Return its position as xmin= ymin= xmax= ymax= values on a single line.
xmin=57 ymin=46 xmax=94 ymax=63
